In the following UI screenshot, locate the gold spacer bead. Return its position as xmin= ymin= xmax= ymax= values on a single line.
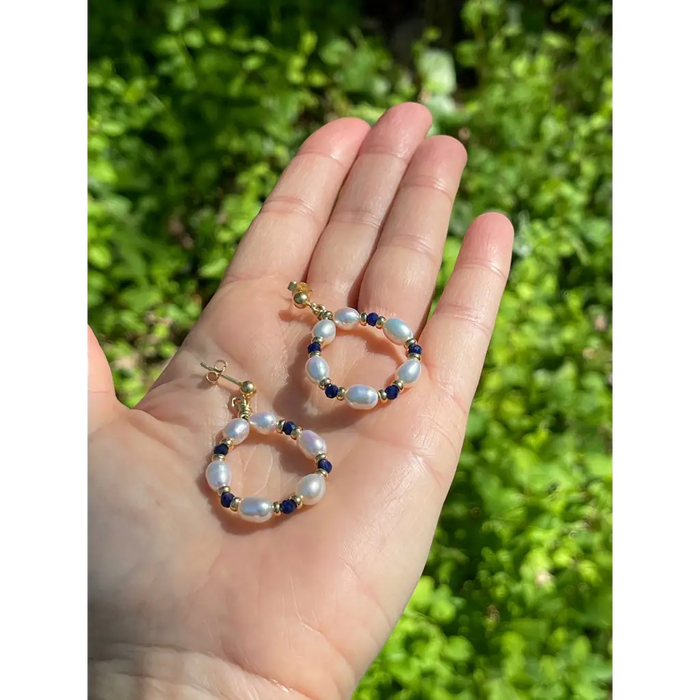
xmin=292 ymin=495 xmax=303 ymax=508
xmin=376 ymin=315 xmax=387 ymax=328
xmin=273 ymin=501 xmax=282 ymax=515
xmin=308 ymin=351 xmax=322 ymax=357
xmin=319 ymin=377 xmax=332 ymax=388
xmin=408 ymin=353 xmax=422 ymax=361
xmin=293 ymin=291 xmax=309 ymax=308
xmin=393 ymin=379 xmax=405 ymax=392
xmin=231 ymin=496 xmax=242 ymax=512
xmin=336 ymin=387 xmax=346 ymax=401
xmin=311 ymin=336 xmax=323 ymax=345
xmin=360 ymin=312 xmax=367 ymax=326
xmin=378 ymin=389 xmax=388 ymax=402
xmin=404 ymin=337 xmax=417 ymax=349
xmin=213 ymin=453 xmax=226 ymax=461
xmin=291 ymin=427 xmax=303 ymax=440
xmin=222 ymin=437 xmax=234 ymax=447
xmin=315 ymin=453 xmax=327 ymax=464
xmin=316 ymin=468 xmax=329 ymax=478
xmin=240 ymin=381 xmax=256 ymax=396
xmin=218 ymin=486 xmax=231 ymax=496
xmin=276 ymin=419 xmax=285 ymax=433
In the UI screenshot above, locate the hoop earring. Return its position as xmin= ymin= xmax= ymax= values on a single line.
xmin=288 ymin=282 xmax=422 ymax=410
xmin=200 ymin=360 xmax=333 ymax=523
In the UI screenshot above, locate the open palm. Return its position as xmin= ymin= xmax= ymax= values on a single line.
xmin=89 ymin=103 xmax=514 ymax=700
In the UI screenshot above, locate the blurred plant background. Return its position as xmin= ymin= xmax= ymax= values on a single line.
xmin=88 ymin=0 xmax=611 ymax=697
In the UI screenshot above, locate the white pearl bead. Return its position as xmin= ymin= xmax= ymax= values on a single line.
xmin=238 ymin=496 xmax=273 ymax=523
xmin=298 ymin=430 xmax=327 ymax=459
xmin=222 ymin=417 xmax=250 ymax=444
xmin=312 ymin=319 xmax=336 ymax=345
xmin=396 ymin=359 xmax=422 ymax=387
xmin=383 ymin=318 xmax=414 ymax=345
xmin=296 ymin=473 xmax=326 ymax=505
xmin=334 ymin=307 xmax=361 ymax=330
xmin=306 ymin=356 xmax=330 ymax=384
xmin=205 ymin=460 xmax=231 ymax=491
xmin=345 ymin=384 xmax=379 ymax=410
xmin=249 ymin=412 xmax=278 ymax=434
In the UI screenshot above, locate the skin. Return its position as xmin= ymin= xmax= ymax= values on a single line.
xmin=89 ymin=103 xmax=514 ymax=700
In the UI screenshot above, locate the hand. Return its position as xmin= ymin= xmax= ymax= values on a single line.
xmin=89 ymin=103 xmax=514 ymax=700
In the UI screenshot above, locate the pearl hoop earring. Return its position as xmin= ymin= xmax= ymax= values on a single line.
xmin=201 ymin=360 xmax=333 ymax=522
xmin=288 ymin=282 xmax=422 ymax=410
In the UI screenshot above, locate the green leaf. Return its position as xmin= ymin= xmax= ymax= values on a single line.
xmin=444 ymin=636 xmax=474 ymax=662
xmin=300 ymin=31 xmax=317 ymax=55
xmin=417 ymin=48 xmax=457 ymax=95
xmin=570 ymin=636 xmax=592 ymax=665
xmin=88 ymin=244 xmax=112 ymax=270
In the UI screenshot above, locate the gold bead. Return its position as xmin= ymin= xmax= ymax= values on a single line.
xmin=293 ymin=291 xmax=309 ymax=307
xmin=404 ymin=337 xmax=417 ymax=349
xmin=319 ymin=377 xmax=332 ymax=388
xmin=308 ymin=351 xmax=322 ymax=357
xmin=407 ymin=353 xmax=422 ymax=361
xmin=393 ymin=379 xmax=405 ymax=392
xmin=312 ymin=336 xmax=323 ymax=345
xmin=291 ymin=427 xmax=303 ymax=440
xmin=240 ymin=380 xmax=256 ymax=396
xmin=315 ymin=453 xmax=327 ymax=463
xmin=273 ymin=501 xmax=282 ymax=515
xmin=336 ymin=387 xmax=346 ymax=401
xmin=222 ymin=437 xmax=234 ymax=447
xmin=378 ymin=389 xmax=388 ymax=402
xmin=292 ymin=495 xmax=303 ymax=508
xmin=276 ymin=419 xmax=285 ymax=433
xmin=376 ymin=315 xmax=386 ymax=328
xmin=316 ymin=468 xmax=329 ymax=478
xmin=360 ymin=312 xmax=367 ymax=326
xmin=218 ymin=486 xmax=230 ymax=495
xmin=213 ymin=453 xmax=226 ymax=461
xmin=231 ymin=497 xmax=241 ymax=512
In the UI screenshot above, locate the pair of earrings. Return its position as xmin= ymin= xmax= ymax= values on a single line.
xmin=201 ymin=282 xmax=424 ymax=524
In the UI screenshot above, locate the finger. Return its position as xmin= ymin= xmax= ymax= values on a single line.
xmin=224 ymin=118 xmax=371 ymax=287
xmin=421 ymin=212 xmax=514 ymax=416
xmin=358 ymin=135 xmax=467 ymax=333
xmin=306 ymin=103 xmax=433 ymax=308
xmin=143 ymin=121 xmax=370 ymax=404
xmin=88 ymin=326 xmax=124 ymax=433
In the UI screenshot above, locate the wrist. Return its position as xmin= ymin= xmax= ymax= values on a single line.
xmin=89 ymin=645 xmax=312 ymax=700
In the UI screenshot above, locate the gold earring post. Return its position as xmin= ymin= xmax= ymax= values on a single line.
xmin=288 ymin=280 xmax=313 ymax=308
xmin=200 ymin=361 xmax=256 ymax=396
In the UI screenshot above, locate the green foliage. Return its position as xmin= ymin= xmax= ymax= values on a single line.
xmin=89 ymin=0 xmax=611 ymax=697
xmin=88 ymin=0 xmax=414 ymax=395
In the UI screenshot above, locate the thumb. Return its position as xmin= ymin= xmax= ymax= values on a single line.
xmin=88 ymin=326 xmax=123 ymax=432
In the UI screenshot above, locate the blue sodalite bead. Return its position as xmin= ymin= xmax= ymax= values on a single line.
xmin=213 ymin=443 xmax=229 ymax=455
xmin=324 ymin=384 xmax=339 ymax=398
xmin=307 ymin=342 xmax=322 ymax=354
xmin=385 ymin=385 xmax=399 ymax=400
xmin=220 ymin=491 xmax=235 ymax=507
xmin=282 ymin=421 xmax=297 ymax=435
xmin=280 ymin=499 xmax=297 ymax=514
xmin=407 ymin=344 xmax=422 ymax=355
xmin=366 ymin=312 xmax=379 ymax=326
xmin=317 ymin=458 xmax=333 ymax=473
